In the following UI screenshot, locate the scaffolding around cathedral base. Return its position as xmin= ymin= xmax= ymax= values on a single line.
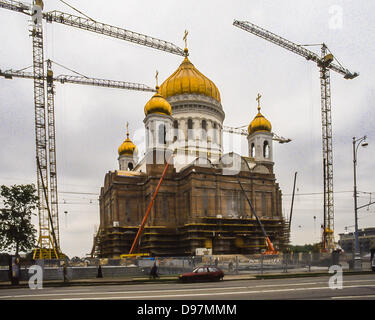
xmin=93 ymin=216 xmax=289 ymax=258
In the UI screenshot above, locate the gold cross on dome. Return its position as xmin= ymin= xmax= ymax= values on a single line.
xmin=183 ymin=30 xmax=188 ymax=49
xmin=256 ymin=93 xmax=262 ymax=111
xmin=126 ymin=121 xmax=129 ymax=137
xmin=155 ymin=70 xmax=159 ymax=88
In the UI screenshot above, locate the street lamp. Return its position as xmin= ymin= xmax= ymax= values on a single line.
xmin=352 ymin=135 xmax=368 ymax=271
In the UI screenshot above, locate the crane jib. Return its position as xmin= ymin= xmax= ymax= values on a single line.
xmin=233 ymin=20 xmax=357 ymax=78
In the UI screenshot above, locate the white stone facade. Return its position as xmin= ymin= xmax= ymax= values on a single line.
xmin=143 ymin=113 xmax=174 ymax=152
xmin=166 ymin=93 xmax=225 ymax=166
xmin=118 ymin=153 xmax=138 ymax=171
xmin=247 ymin=131 xmax=274 ymax=163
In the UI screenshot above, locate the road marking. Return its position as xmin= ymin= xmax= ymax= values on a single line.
xmin=331 ymin=295 xmax=375 ymax=299
xmin=252 ymin=279 xmax=375 ymax=288
xmin=0 ymin=286 xmax=248 ymax=299
xmin=61 ymin=284 xmax=375 ymax=300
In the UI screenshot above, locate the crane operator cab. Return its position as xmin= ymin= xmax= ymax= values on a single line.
xmin=32 ymin=1 xmax=43 ymax=26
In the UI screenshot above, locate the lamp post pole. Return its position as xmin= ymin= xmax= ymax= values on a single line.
xmin=352 ymin=135 xmax=368 ymax=271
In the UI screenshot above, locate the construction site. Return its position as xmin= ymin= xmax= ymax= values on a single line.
xmin=1 ymin=1 xmax=371 ymax=265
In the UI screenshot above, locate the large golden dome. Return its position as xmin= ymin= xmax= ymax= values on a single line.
xmin=159 ymin=49 xmax=221 ymax=102
xmin=144 ymin=86 xmax=172 ymax=116
xmin=118 ymin=124 xmax=137 ymax=156
xmin=248 ymin=106 xmax=272 ymax=135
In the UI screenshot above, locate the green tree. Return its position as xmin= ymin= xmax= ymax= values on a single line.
xmin=0 ymin=184 xmax=38 ymax=256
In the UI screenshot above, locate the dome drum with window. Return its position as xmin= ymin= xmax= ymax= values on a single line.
xmin=118 ymin=124 xmax=138 ymax=171
xmin=247 ymin=95 xmax=273 ymax=163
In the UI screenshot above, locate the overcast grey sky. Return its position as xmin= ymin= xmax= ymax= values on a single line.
xmin=0 ymin=0 xmax=374 ymax=257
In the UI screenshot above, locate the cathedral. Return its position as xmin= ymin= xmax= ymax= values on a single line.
xmin=94 ymin=46 xmax=289 ymax=258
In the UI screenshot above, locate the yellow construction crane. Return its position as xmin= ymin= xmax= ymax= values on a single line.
xmin=0 ymin=0 xmax=184 ymax=259
xmin=233 ymin=20 xmax=358 ymax=252
xmin=0 ymin=61 xmax=157 ymax=259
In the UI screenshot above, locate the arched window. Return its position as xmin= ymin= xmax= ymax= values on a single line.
xmin=251 ymin=143 xmax=255 ymax=158
xmin=201 ymin=120 xmax=207 ymax=139
xmin=146 ymin=126 xmax=150 ymax=147
xmin=173 ymin=120 xmax=179 ymax=142
xmin=158 ymin=124 xmax=166 ymax=145
xmin=202 ymin=120 xmax=207 ymax=130
xmin=213 ymin=122 xmax=218 ymax=144
xmin=187 ymin=118 xmax=193 ymax=140
xmin=263 ymin=141 xmax=270 ymax=158
xmin=128 ymin=162 xmax=133 ymax=171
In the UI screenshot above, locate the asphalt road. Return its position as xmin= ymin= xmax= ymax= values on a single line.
xmin=0 ymin=274 xmax=374 ymax=300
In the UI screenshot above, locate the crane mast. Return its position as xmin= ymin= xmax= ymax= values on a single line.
xmin=30 ymin=0 xmax=57 ymax=258
xmin=233 ymin=20 xmax=358 ymax=251
xmin=0 ymin=0 xmax=183 ymax=259
xmin=319 ymin=44 xmax=334 ymax=250
xmin=46 ymin=59 xmax=59 ymax=250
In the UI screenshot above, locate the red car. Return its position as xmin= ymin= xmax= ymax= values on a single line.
xmin=179 ymin=266 xmax=224 ymax=282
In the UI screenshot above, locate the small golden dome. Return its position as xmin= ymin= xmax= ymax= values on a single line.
xmin=159 ymin=49 xmax=221 ymax=102
xmin=248 ymin=105 xmax=272 ymax=135
xmin=144 ymin=86 xmax=172 ymax=116
xmin=118 ymin=124 xmax=137 ymax=156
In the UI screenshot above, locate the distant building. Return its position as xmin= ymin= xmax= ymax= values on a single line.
xmin=338 ymin=227 xmax=375 ymax=255
xmin=92 ymin=47 xmax=289 ymax=258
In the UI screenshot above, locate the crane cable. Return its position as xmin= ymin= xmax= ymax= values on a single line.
xmin=58 ymin=0 xmax=96 ymax=22
xmin=5 ymin=60 xmax=89 ymax=78
xmin=47 ymin=59 xmax=89 ymax=78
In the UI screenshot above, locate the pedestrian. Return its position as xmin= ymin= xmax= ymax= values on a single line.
xmin=63 ymin=262 xmax=68 ymax=283
xmin=228 ymin=261 xmax=233 ymax=272
xmin=214 ymin=257 xmax=219 ymax=267
xmin=11 ymin=257 xmax=20 ymax=285
xmin=149 ymin=262 xmax=159 ymax=280
xmin=97 ymin=265 xmax=103 ymax=278
xmin=8 ymin=256 xmax=13 ymax=285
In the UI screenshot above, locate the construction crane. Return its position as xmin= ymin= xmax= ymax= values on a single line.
xmin=0 ymin=0 xmax=184 ymax=259
xmin=233 ymin=19 xmax=359 ymax=252
xmin=0 ymin=1 xmax=185 ymax=56
xmin=1 ymin=61 xmax=156 ymax=259
xmin=128 ymin=154 xmax=174 ymax=255
xmin=223 ymin=125 xmax=291 ymax=144
xmin=0 ymin=61 xmax=157 ymax=92
xmin=288 ymin=172 xmax=298 ymax=234
xmin=237 ymin=178 xmax=278 ymax=255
